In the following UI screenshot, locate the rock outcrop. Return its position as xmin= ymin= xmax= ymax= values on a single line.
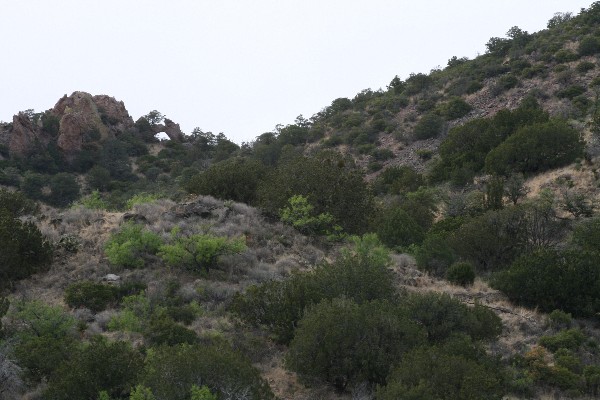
xmin=92 ymin=94 xmax=135 ymax=134
xmin=4 ymin=91 xmax=185 ymax=157
xmin=54 ymin=92 xmax=109 ymax=154
xmin=9 ymin=112 xmax=41 ymax=156
xmin=153 ymin=118 xmax=185 ymax=142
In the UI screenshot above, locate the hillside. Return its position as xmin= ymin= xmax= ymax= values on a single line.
xmin=4 ymin=3 xmax=600 ymax=400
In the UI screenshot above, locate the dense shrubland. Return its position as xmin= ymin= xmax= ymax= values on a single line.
xmin=4 ymin=3 xmax=600 ymax=399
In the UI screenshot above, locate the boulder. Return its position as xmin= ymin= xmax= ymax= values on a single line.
xmin=102 ymin=274 xmax=121 ymax=282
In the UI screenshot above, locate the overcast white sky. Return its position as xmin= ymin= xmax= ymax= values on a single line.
xmin=0 ymin=1 xmax=593 ymax=143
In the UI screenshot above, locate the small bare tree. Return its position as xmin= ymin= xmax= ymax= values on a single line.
xmin=504 ymin=173 xmax=529 ymax=205
xmin=561 ymin=188 xmax=595 ymax=219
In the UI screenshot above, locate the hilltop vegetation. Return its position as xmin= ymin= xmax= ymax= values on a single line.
xmin=4 ymin=2 xmax=600 ymax=399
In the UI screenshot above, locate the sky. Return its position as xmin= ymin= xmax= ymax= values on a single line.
xmin=0 ymin=1 xmax=593 ymax=144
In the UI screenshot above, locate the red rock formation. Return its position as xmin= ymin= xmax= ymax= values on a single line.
xmin=92 ymin=94 xmax=135 ymax=133
xmin=4 ymin=91 xmax=185 ymax=158
xmin=54 ymin=92 xmax=108 ymax=153
xmin=153 ymin=118 xmax=185 ymax=142
xmin=9 ymin=113 xmax=39 ymax=156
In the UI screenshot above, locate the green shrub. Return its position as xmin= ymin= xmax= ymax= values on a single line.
xmin=185 ymin=158 xmax=266 ymax=204
xmin=521 ymin=64 xmax=547 ymax=78
xmin=125 ymin=193 xmax=160 ymax=210
xmin=486 ymin=36 xmax=511 ymax=56
xmin=370 ymin=148 xmax=394 ymax=161
xmin=579 ymin=36 xmax=600 ymax=56
xmin=141 ymin=343 xmax=274 ymax=400
xmin=48 ymin=173 xmax=80 ymax=207
xmin=41 ymin=111 xmax=60 ymax=136
xmin=438 ymin=97 xmax=472 ymax=120
xmin=416 ymin=148 xmax=433 ymax=160
xmin=539 ymin=329 xmax=585 ymax=352
xmin=374 ymin=207 xmax=425 ymax=249
xmin=492 ymin=249 xmax=600 ymax=317
xmin=0 ymin=166 xmax=21 ymax=187
xmin=367 ymin=161 xmax=383 ymax=172
xmin=105 ymin=223 xmax=162 ymax=268
xmin=555 ymin=49 xmax=579 ymax=63
xmin=377 ymin=336 xmax=506 ymax=400
xmin=571 ymin=216 xmax=600 ymax=252
xmin=56 ymin=234 xmax=78 ymax=253
xmin=555 ymin=349 xmax=583 ymax=374
xmin=45 ymin=336 xmax=143 ymax=400
xmin=257 ymin=152 xmax=373 ymax=234
xmin=108 ymin=309 xmax=143 ymax=333
xmin=584 ymin=365 xmax=600 ymax=396
xmin=166 ymin=303 xmax=200 ymax=325
xmin=576 ymin=61 xmax=595 ymax=73
xmin=485 ymin=120 xmax=583 ymax=176
xmin=9 ymin=301 xmax=78 ymax=381
xmin=449 ymin=207 xmax=527 ymax=271
xmin=548 ymin=309 xmax=573 ymax=329
xmin=108 ymin=294 xmax=151 ymax=333
xmin=446 ymin=261 xmax=475 ymax=286
xmin=75 ymin=190 xmax=108 ymax=210
xmin=231 ymin=274 xmax=313 ymax=344
xmin=0 ymin=209 xmax=53 ymax=286
xmin=144 ymin=312 xmax=198 ymax=346
xmin=86 ymin=165 xmax=112 ymax=192
xmin=404 ymin=73 xmax=432 ymax=95
xmin=573 ymin=94 xmax=592 ymax=113
xmin=510 ymin=58 xmax=532 ymax=74
xmin=231 ymin=234 xmax=395 ymax=344
xmin=115 ymin=281 xmax=148 ymax=299
xmin=491 ymin=74 xmax=519 ymax=94
xmin=356 ymin=143 xmax=377 ymax=155
xmin=190 ymin=385 xmax=217 ymax=400
xmin=446 ymin=78 xmax=483 ymax=96
xmin=372 ymin=166 xmax=423 ymax=195
xmin=159 ymin=230 xmax=246 ymax=273
xmin=20 ymin=171 xmax=46 ymax=201
xmin=431 ymin=99 xmax=549 ymax=182
xmin=286 ymin=298 xmax=426 ymax=390
xmin=556 ymin=85 xmax=586 ymax=99
xmin=129 ymin=385 xmax=156 ymax=400
xmin=415 ymin=233 xmax=456 ymax=275
xmin=0 ymin=189 xmax=38 ymax=216
xmin=99 ymin=139 xmax=137 ymax=182
xmin=524 ymin=346 xmax=582 ymax=392
xmin=279 ymin=195 xmax=339 ymax=236
xmin=413 ymin=113 xmax=445 ymax=140
xmin=64 ymin=281 xmax=117 ymax=312
xmin=404 ymin=292 xmax=502 ymax=342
